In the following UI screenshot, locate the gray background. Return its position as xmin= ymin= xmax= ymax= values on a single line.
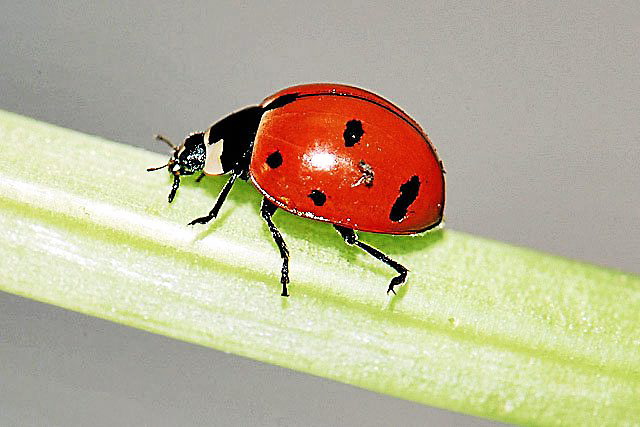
xmin=1 ymin=1 xmax=638 ymax=426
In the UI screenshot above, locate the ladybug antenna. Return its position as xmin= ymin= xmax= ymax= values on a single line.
xmin=146 ymin=163 xmax=169 ymax=172
xmin=154 ymin=134 xmax=179 ymax=151
xmin=168 ymin=174 xmax=180 ymax=203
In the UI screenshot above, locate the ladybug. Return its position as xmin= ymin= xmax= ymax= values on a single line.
xmin=148 ymin=83 xmax=445 ymax=297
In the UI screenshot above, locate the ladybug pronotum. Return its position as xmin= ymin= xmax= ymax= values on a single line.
xmin=148 ymin=83 xmax=445 ymax=297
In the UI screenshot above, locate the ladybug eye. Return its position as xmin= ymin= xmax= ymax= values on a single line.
xmin=343 ymin=119 xmax=364 ymax=147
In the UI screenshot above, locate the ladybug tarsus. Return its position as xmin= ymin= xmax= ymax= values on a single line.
xmin=187 ymin=216 xmax=209 ymax=226
xmin=387 ymin=272 xmax=408 ymax=295
xmin=260 ymin=198 xmax=290 ymax=297
xmin=195 ymin=172 xmax=206 ymax=183
xmin=335 ymin=225 xmax=408 ymax=294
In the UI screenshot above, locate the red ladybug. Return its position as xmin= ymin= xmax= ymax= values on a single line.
xmin=148 ymin=83 xmax=445 ymax=297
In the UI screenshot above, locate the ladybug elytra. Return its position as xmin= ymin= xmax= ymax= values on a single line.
xmin=148 ymin=83 xmax=445 ymax=297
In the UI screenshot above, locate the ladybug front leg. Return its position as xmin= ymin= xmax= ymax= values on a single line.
xmin=334 ymin=225 xmax=408 ymax=295
xmin=188 ymin=173 xmax=238 ymax=226
xmin=260 ymin=198 xmax=290 ymax=297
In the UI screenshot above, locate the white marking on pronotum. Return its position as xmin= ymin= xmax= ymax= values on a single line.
xmin=203 ymin=134 xmax=225 ymax=175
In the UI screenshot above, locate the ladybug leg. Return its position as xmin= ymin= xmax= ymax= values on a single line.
xmin=334 ymin=225 xmax=408 ymax=295
xmin=188 ymin=173 xmax=238 ymax=226
xmin=195 ymin=172 xmax=206 ymax=183
xmin=260 ymin=198 xmax=290 ymax=297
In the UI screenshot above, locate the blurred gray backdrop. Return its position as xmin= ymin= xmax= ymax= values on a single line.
xmin=1 ymin=1 xmax=638 ymax=426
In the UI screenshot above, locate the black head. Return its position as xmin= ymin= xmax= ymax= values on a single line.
xmin=147 ymin=132 xmax=206 ymax=202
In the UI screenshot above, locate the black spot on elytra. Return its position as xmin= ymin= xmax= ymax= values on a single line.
xmin=308 ymin=190 xmax=326 ymax=206
xmin=343 ymin=119 xmax=364 ymax=147
xmin=266 ymin=150 xmax=283 ymax=168
xmin=389 ymin=176 xmax=421 ymax=222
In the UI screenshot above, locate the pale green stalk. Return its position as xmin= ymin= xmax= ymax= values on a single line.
xmin=1 ymin=110 xmax=638 ymax=426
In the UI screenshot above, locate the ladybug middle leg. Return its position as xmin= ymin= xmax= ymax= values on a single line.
xmin=188 ymin=173 xmax=238 ymax=225
xmin=260 ymin=198 xmax=290 ymax=297
xmin=334 ymin=225 xmax=408 ymax=295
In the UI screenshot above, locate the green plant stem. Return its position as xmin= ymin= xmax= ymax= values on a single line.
xmin=1 ymin=110 xmax=639 ymax=425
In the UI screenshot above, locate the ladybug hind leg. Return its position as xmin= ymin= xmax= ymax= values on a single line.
xmin=334 ymin=225 xmax=408 ymax=295
xmin=260 ymin=198 xmax=290 ymax=297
